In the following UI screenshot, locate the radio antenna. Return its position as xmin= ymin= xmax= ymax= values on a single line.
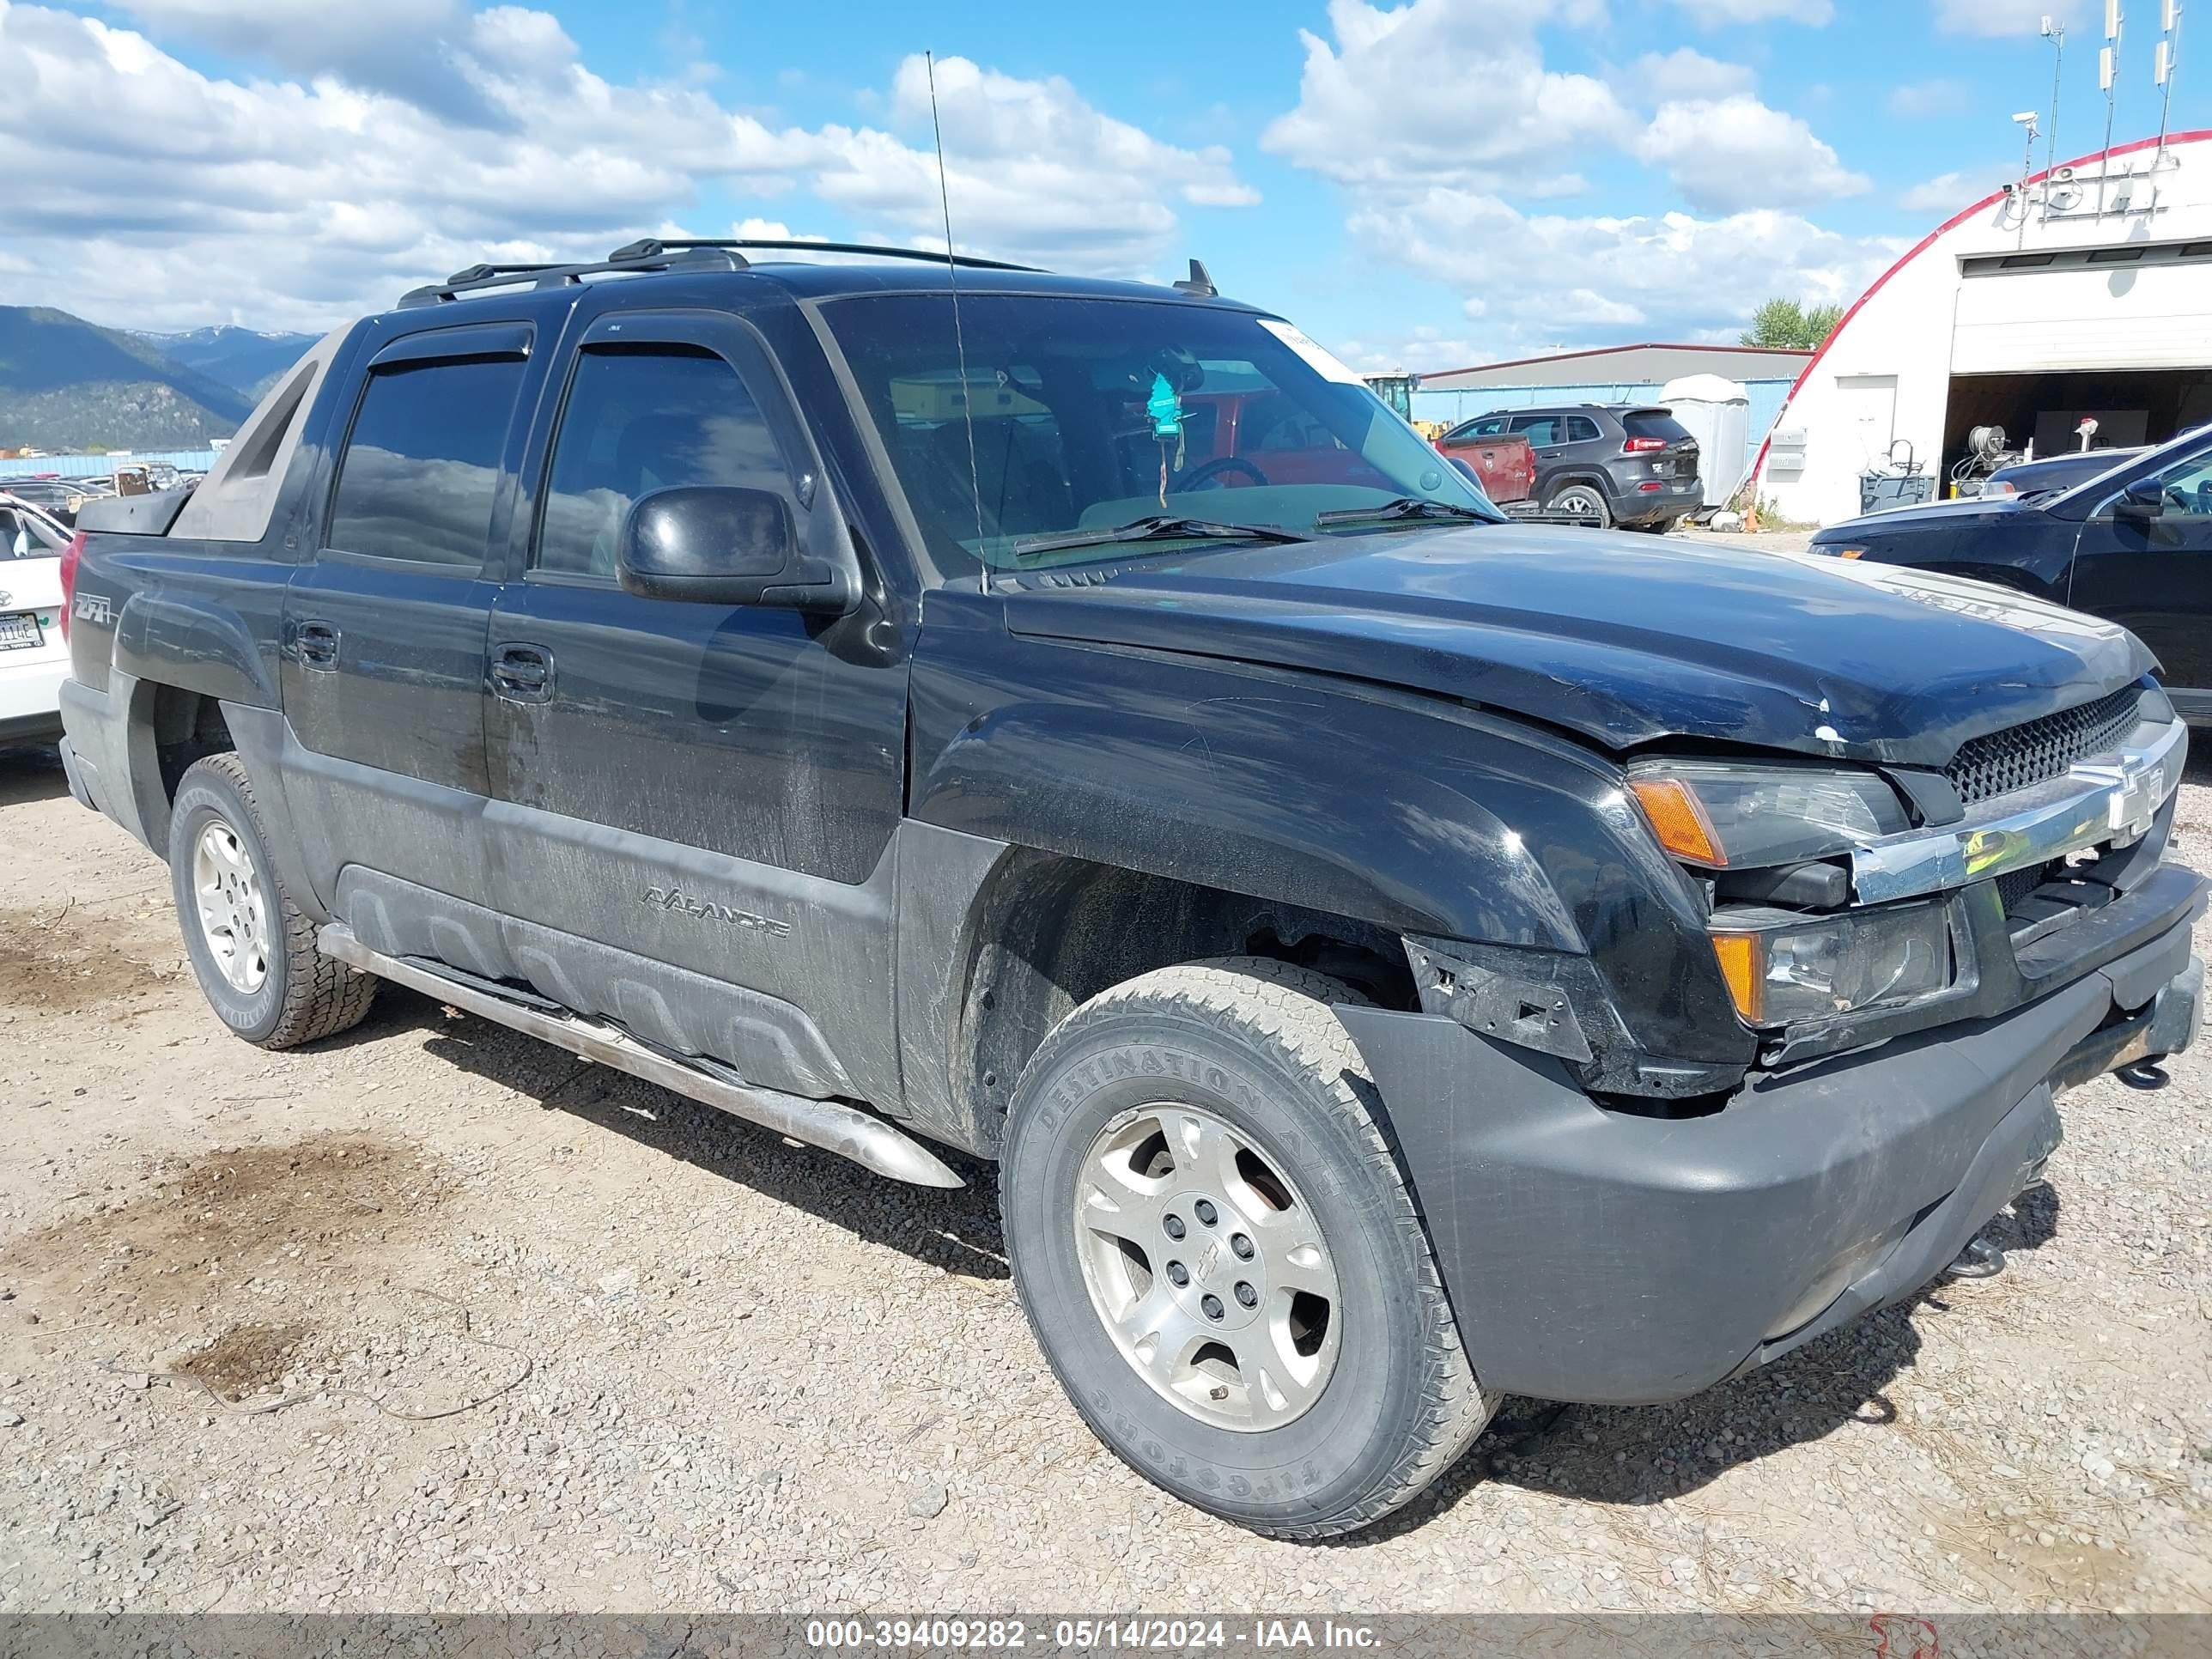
xmin=925 ymin=51 xmax=988 ymax=568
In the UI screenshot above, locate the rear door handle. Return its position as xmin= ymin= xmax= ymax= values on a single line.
xmin=296 ymin=620 xmax=340 ymax=672
xmin=491 ymin=642 xmax=554 ymax=703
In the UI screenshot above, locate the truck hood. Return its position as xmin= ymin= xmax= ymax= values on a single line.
xmin=999 ymin=525 xmax=2152 ymax=764
xmin=1815 ymin=495 xmax=2030 ymax=540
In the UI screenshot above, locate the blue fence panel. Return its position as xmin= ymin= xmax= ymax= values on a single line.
xmin=0 ymin=449 xmax=220 ymax=483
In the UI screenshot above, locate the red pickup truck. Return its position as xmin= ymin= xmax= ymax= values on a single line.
xmin=1432 ymin=426 xmax=1536 ymax=507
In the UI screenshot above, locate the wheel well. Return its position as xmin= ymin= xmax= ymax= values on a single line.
xmin=130 ymin=683 xmax=234 ymax=849
xmin=952 ymin=853 xmax=1413 ymax=1154
xmin=1544 ymin=472 xmax=1613 ymax=501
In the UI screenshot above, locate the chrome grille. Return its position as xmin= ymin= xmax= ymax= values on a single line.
xmin=1944 ymin=688 xmax=2142 ymax=806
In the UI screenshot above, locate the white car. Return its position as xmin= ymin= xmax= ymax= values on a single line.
xmin=0 ymin=494 xmax=75 ymax=745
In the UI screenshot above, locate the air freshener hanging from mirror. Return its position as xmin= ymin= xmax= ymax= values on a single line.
xmin=1148 ymin=371 xmax=1185 ymax=510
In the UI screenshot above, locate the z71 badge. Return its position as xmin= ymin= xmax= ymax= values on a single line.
xmin=641 ymin=885 xmax=792 ymax=939
xmin=73 ymin=592 xmax=113 ymax=627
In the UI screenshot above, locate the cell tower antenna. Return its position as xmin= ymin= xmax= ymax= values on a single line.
xmin=2099 ymin=0 xmax=2124 ymax=214
xmin=2041 ymin=16 xmax=2066 ymax=193
xmin=925 ymin=50 xmax=988 ymax=572
xmin=2154 ymin=1 xmax=2182 ymax=164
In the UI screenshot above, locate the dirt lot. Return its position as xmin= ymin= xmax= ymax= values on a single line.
xmin=0 ymin=740 xmax=2208 ymax=1616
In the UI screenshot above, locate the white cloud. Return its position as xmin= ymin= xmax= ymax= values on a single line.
xmin=1626 ymin=49 xmax=1758 ymax=103
xmin=1257 ymin=0 xmax=1879 ymax=357
xmin=1899 ymin=168 xmax=2011 ymax=214
xmin=1934 ymin=0 xmax=2069 ymax=35
xmin=1349 ymin=188 xmax=1893 ymax=352
xmin=1635 ymin=95 xmax=1871 ymax=212
xmin=1261 ymin=0 xmax=1631 ymax=195
xmin=1333 ymin=325 xmax=1483 ymax=375
xmin=1887 ymin=77 xmax=1970 ymax=118
xmin=1671 ymin=0 xmax=1834 ymax=22
xmin=0 ymin=5 xmax=1251 ymax=331
xmin=109 ymin=0 xmax=501 ymax=120
xmin=805 ymin=55 xmax=1256 ymax=272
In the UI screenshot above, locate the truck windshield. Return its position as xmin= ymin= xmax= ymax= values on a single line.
xmin=819 ymin=293 xmax=1502 ymax=574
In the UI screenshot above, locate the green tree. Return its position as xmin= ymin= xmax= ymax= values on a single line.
xmin=1740 ymin=298 xmax=1844 ymax=349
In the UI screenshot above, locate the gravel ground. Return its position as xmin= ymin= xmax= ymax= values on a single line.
xmin=0 ymin=739 xmax=2207 ymax=1616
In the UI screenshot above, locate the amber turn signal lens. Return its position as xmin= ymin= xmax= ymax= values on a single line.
xmin=1629 ymin=775 xmax=1724 ymax=866
xmin=1709 ymin=933 xmax=1764 ymax=1024
xmin=1834 ymin=546 xmax=1865 ymax=560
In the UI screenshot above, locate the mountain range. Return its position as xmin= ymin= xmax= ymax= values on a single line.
xmin=0 ymin=307 xmax=317 ymax=454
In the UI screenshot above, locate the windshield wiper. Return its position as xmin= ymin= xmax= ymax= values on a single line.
xmin=1314 ymin=496 xmax=1500 ymax=528
xmin=1011 ymin=515 xmax=1311 ymax=558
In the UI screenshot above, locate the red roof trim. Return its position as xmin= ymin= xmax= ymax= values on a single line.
xmin=1747 ymin=127 xmax=2212 ymax=490
xmin=1419 ymin=340 xmax=1815 ymax=380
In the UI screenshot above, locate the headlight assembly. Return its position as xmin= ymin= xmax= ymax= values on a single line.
xmin=1709 ymin=902 xmax=1954 ymax=1026
xmin=1628 ymin=759 xmax=1910 ymax=869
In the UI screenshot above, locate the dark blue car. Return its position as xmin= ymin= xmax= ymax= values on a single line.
xmin=1813 ymin=423 xmax=2212 ymax=724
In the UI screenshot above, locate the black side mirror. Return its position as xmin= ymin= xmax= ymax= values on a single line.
xmin=2113 ymin=477 xmax=2166 ymax=522
xmin=617 ymin=485 xmax=857 ymax=611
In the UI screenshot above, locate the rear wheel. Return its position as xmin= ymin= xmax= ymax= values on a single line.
xmin=1546 ymin=482 xmax=1612 ymax=526
xmin=168 ymin=753 xmax=376 ymax=1048
xmin=1000 ymin=957 xmax=1498 ymax=1538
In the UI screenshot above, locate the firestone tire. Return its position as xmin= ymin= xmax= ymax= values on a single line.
xmin=167 ymin=753 xmax=377 ymax=1049
xmin=1000 ymin=957 xmax=1498 ymax=1539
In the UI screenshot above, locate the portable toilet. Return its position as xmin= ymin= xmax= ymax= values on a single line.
xmin=1657 ymin=374 xmax=1751 ymax=507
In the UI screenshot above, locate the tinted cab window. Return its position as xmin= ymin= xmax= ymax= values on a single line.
xmin=327 ymin=356 xmax=528 ymax=567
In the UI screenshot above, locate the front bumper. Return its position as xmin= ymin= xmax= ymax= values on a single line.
xmin=1340 ymin=891 xmax=2203 ymax=1407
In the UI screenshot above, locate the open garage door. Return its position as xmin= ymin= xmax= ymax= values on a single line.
xmin=1942 ymin=251 xmax=2212 ymax=486
xmin=1952 ymin=258 xmax=2212 ymax=375
xmin=1942 ymin=367 xmax=2212 ymax=486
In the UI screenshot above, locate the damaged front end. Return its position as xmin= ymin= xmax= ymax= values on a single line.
xmin=1340 ymin=677 xmax=2206 ymax=1405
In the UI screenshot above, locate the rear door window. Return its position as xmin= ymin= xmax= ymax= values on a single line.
xmin=326 ymin=357 xmax=528 ymax=568
xmin=1565 ymin=416 xmax=1603 ymax=444
xmin=1510 ymin=415 xmax=1565 ymax=446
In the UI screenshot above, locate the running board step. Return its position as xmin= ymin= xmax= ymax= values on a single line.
xmin=318 ymin=924 xmax=964 ymax=1189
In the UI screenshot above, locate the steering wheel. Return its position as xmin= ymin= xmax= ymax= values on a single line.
xmin=1173 ymin=455 xmax=1270 ymax=491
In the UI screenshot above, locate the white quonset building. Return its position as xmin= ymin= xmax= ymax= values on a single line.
xmin=1753 ymin=129 xmax=2212 ymax=525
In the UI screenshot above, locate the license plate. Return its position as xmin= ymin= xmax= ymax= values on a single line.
xmin=0 ymin=612 xmax=40 ymax=651
xmin=1651 ymin=460 xmax=1674 ymax=477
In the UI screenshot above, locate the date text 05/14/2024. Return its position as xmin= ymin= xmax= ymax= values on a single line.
xmin=803 ymin=1619 xmax=1382 ymax=1650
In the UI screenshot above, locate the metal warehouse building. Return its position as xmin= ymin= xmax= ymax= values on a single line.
xmin=1753 ymin=128 xmax=2212 ymax=526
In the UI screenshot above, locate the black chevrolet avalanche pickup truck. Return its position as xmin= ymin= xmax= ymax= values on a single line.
xmin=53 ymin=241 xmax=2206 ymax=1538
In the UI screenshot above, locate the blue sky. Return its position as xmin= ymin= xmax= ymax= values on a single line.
xmin=3 ymin=1 xmax=2197 ymax=368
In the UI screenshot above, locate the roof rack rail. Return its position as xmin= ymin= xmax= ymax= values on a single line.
xmin=607 ymin=236 xmax=1046 ymax=273
xmin=397 ymin=246 xmax=748 ymax=308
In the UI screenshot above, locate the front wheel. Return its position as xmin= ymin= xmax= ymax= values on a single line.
xmin=1000 ymin=958 xmax=1497 ymax=1538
